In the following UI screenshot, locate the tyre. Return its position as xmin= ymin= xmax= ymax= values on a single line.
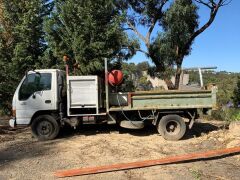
xmin=157 ymin=115 xmax=186 ymax=141
xmin=31 ymin=115 xmax=60 ymax=141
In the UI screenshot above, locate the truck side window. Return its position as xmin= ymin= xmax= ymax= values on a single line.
xmin=19 ymin=73 xmax=52 ymax=101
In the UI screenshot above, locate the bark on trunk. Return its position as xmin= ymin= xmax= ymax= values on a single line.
xmin=164 ymin=78 xmax=175 ymax=90
xmin=175 ymin=64 xmax=182 ymax=90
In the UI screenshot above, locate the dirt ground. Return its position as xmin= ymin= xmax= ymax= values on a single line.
xmin=1 ymin=119 xmax=240 ymax=180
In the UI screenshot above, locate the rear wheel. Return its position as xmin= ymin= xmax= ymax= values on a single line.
xmin=31 ymin=115 xmax=60 ymax=141
xmin=157 ymin=115 xmax=186 ymax=141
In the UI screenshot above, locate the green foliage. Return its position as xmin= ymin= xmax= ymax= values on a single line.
xmin=138 ymin=76 xmax=152 ymax=90
xmin=160 ymin=0 xmax=198 ymax=88
xmin=121 ymin=62 xmax=138 ymax=91
xmin=139 ymin=76 xmax=148 ymax=85
xmin=121 ymin=79 xmax=135 ymax=92
xmin=119 ymin=0 xmax=199 ymax=88
xmin=189 ymin=71 xmax=239 ymax=106
xmin=4 ymin=0 xmax=53 ymax=73
xmin=120 ymin=0 xmax=225 ymax=89
xmin=0 ymin=0 xmax=137 ymax=113
xmin=122 ymin=61 xmax=150 ymax=79
xmin=232 ymin=76 xmax=240 ymax=107
xmin=122 ymin=62 xmax=137 ymax=76
xmin=162 ymin=0 xmax=198 ymax=58
xmin=231 ymin=110 xmax=240 ymax=121
xmin=117 ymin=0 xmax=166 ymax=27
xmin=0 ymin=0 xmax=52 ymax=113
xmin=212 ymin=108 xmax=240 ymax=122
xmin=189 ymin=71 xmax=240 ymax=121
xmin=45 ymin=0 xmax=137 ymax=75
xmin=149 ymin=33 xmax=175 ymax=72
xmin=121 ymin=61 xmax=154 ymax=91
xmin=118 ymin=0 xmax=179 ymax=82
xmin=136 ymin=61 xmax=149 ymax=72
xmin=118 ymin=0 xmax=198 ymax=72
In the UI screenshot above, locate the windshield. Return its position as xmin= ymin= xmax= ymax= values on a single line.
xmin=19 ymin=73 xmax=52 ymax=101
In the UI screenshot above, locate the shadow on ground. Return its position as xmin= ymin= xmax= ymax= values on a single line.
xmin=58 ymin=120 xmax=225 ymax=140
xmin=0 ymin=127 xmax=61 ymax=169
xmin=185 ymin=121 xmax=225 ymax=139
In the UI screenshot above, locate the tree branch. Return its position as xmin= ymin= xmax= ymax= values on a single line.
xmin=119 ymin=46 xmax=149 ymax=57
xmin=126 ymin=0 xmax=168 ymax=49
xmin=136 ymin=48 xmax=149 ymax=56
xmin=122 ymin=27 xmax=133 ymax=31
xmin=221 ymin=0 xmax=232 ymax=6
xmin=126 ymin=19 xmax=147 ymax=44
xmin=194 ymin=0 xmax=231 ymax=8
xmin=194 ymin=0 xmax=213 ymax=9
xmin=146 ymin=0 xmax=168 ymax=48
xmin=146 ymin=18 xmax=157 ymax=49
xmin=184 ymin=0 xmax=225 ymax=52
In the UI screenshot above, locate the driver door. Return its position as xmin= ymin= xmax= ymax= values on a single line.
xmin=16 ymin=72 xmax=56 ymax=125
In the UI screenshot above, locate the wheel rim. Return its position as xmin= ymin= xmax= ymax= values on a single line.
xmin=37 ymin=120 xmax=53 ymax=137
xmin=165 ymin=120 xmax=181 ymax=135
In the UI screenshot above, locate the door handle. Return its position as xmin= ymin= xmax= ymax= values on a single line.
xmin=20 ymin=102 xmax=27 ymax=105
xmin=45 ymin=100 xmax=51 ymax=104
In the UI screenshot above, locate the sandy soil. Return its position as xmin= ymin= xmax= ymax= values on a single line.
xmin=0 ymin=119 xmax=240 ymax=180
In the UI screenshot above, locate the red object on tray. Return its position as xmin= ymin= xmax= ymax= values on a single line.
xmin=108 ymin=70 xmax=123 ymax=86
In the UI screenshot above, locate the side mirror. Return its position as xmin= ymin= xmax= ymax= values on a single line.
xmin=25 ymin=71 xmax=29 ymax=83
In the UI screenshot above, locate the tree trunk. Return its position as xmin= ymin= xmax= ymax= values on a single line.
xmin=175 ymin=63 xmax=182 ymax=90
xmin=164 ymin=78 xmax=175 ymax=90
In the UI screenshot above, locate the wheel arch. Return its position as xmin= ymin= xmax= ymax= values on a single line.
xmin=154 ymin=109 xmax=198 ymax=128
xmin=30 ymin=110 xmax=59 ymax=125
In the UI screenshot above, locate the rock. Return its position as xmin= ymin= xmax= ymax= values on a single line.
xmin=228 ymin=121 xmax=240 ymax=138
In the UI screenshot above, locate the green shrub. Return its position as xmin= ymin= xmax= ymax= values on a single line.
xmin=231 ymin=110 xmax=240 ymax=121
xmin=233 ymin=76 xmax=240 ymax=107
xmin=211 ymin=108 xmax=240 ymax=122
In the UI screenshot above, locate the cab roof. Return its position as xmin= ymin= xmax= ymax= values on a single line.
xmin=28 ymin=69 xmax=64 ymax=73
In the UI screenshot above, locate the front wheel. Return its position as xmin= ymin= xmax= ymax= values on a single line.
xmin=157 ymin=115 xmax=186 ymax=141
xmin=31 ymin=115 xmax=60 ymax=141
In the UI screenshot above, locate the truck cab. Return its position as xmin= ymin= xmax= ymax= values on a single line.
xmin=10 ymin=69 xmax=65 ymax=138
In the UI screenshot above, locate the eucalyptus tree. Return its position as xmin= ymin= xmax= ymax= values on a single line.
xmin=164 ymin=0 xmax=231 ymax=89
xmin=118 ymin=0 xmax=231 ymax=89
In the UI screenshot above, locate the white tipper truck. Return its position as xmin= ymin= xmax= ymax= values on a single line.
xmin=9 ymin=59 xmax=217 ymax=141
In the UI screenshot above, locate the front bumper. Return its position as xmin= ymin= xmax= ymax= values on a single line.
xmin=9 ymin=118 xmax=16 ymax=128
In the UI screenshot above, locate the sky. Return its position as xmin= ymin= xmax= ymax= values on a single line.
xmin=128 ymin=0 xmax=240 ymax=73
